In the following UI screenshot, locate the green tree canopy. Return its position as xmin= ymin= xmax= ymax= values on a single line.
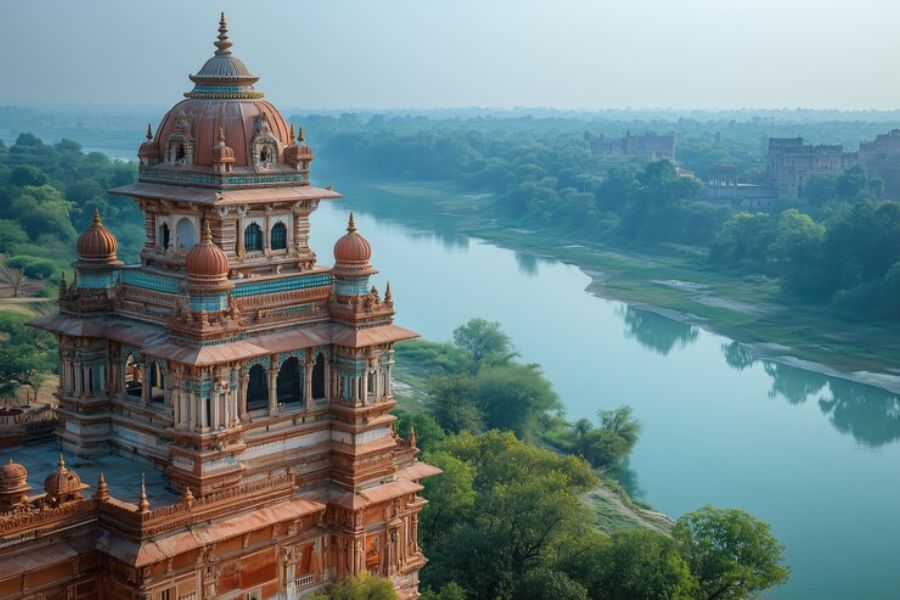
xmin=673 ymin=505 xmax=789 ymax=600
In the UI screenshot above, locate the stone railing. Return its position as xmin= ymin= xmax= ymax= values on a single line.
xmin=0 ymin=498 xmax=96 ymax=535
xmin=99 ymin=474 xmax=297 ymax=538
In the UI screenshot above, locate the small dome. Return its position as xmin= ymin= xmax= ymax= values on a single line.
xmin=334 ymin=213 xmax=372 ymax=263
xmin=186 ymin=222 xmax=230 ymax=278
xmin=44 ymin=454 xmax=84 ymax=501
xmin=77 ymin=209 xmax=118 ymax=262
xmin=0 ymin=459 xmax=28 ymax=494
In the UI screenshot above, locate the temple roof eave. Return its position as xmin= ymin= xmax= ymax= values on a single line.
xmin=30 ymin=314 xmax=420 ymax=366
xmin=108 ymin=182 xmax=343 ymax=206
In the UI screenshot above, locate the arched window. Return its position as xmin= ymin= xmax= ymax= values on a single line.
xmin=277 ymin=357 xmax=302 ymax=407
xmin=158 ymin=222 xmax=170 ymax=251
xmin=176 ymin=217 xmax=196 ymax=251
xmin=260 ymin=147 xmax=270 ymax=163
xmin=247 ymin=364 xmax=268 ymax=412
xmin=244 ymin=223 xmax=263 ymax=252
xmin=270 ymin=222 xmax=287 ymax=250
xmin=312 ymin=353 xmax=326 ymax=400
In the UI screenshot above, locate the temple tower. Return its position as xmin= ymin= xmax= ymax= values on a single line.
xmin=22 ymin=14 xmax=438 ymax=599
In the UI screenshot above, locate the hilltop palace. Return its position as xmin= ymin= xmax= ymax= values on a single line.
xmin=0 ymin=15 xmax=439 ymax=600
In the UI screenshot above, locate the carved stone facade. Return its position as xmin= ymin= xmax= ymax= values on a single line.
xmin=7 ymin=14 xmax=439 ymax=600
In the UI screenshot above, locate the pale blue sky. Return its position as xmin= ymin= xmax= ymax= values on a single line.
xmin=2 ymin=0 xmax=899 ymax=110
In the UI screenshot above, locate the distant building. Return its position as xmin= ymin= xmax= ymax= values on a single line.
xmin=855 ymin=128 xmax=900 ymax=198
xmin=766 ymin=137 xmax=853 ymax=199
xmin=584 ymin=130 xmax=676 ymax=162
xmin=702 ymin=164 xmax=775 ymax=208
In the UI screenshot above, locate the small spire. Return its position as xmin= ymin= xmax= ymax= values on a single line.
xmin=298 ymin=126 xmax=305 ymax=143
xmin=137 ymin=473 xmax=150 ymax=513
xmin=202 ymin=220 xmax=213 ymax=244
xmin=384 ymin=281 xmax=392 ymax=302
xmin=145 ymin=123 xmax=153 ymax=141
xmin=214 ymin=11 xmax=233 ymax=56
xmin=217 ymin=126 xmax=225 ymax=143
xmin=181 ymin=485 xmax=195 ymax=507
xmin=347 ymin=212 xmax=357 ymax=234
xmin=289 ymin=124 xmax=295 ymax=142
xmin=57 ymin=453 xmax=66 ymax=470
xmin=92 ymin=207 xmax=102 ymax=226
xmin=95 ymin=473 xmax=109 ymax=501
xmin=408 ymin=426 xmax=417 ymax=448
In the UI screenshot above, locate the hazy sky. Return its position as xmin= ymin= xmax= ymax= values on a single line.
xmin=3 ymin=0 xmax=900 ymax=110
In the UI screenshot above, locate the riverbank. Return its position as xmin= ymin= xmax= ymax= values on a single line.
xmin=341 ymin=178 xmax=900 ymax=395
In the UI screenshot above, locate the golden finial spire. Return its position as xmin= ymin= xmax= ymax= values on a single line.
xmin=215 ymin=11 xmax=233 ymax=55
xmin=298 ymin=126 xmax=305 ymax=143
xmin=92 ymin=207 xmax=102 ymax=226
xmin=145 ymin=123 xmax=153 ymax=141
xmin=95 ymin=473 xmax=109 ymax=501
xmin=217 ymin=126 xmax=225 ymax=142
xmin=137 ymin=473 xmax=150 ymax=513
xmin=202 ymin=220 xmax=213 ymax=244
xmin=57 ymin=453 xmax=66 ymax=470
xmin=408 ymin=426 xmax=417 ymax=448
xmin=347 ymin=212 xmax=357 ymax=234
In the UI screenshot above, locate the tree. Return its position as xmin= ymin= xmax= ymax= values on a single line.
xmin=426 ymin=374 xmax=483 ymax=434
xmin=674 ymin=505 xmax=789 ymax=600
xmin=0 ymin=311 xmax=57 ymax=394
xmin=8 ymin=165 xmax=48 ymax=187
xmin=474 ymin=363 xmax=560 ymax=439
xmin=424 ymin=431 xmax=597 ymax=599
xmin=570 ymin=406 xmax=642 ymax=469
xmin=420 ymin=451 xmax=475 ymax=546
xmin=0 ymin=264 xmax=27 ymax=298
xmin=308 ymin=574 xmax=397 ymax=600
xmin=452 ymin=318 xmax=518 ymax=367
xmin=597 ymin=529 xmax=698 ymax=600
xmin=516 ymin=567 xmax=589 ymax=600
xmin=420 ymin=583 xmax=467 ymax=600
xmin=0 ymin=220 xmax=27 ymax=252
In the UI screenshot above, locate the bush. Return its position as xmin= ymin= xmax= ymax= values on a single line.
xmin=6 ymin=255 xmax=56 ymax=279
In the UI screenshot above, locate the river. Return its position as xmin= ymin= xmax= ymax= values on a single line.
xmin=309 ymin=181 xmax=900 ymax=599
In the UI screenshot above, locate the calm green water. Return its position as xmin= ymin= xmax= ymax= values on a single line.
xmin=310 ymin=183 xmax=900 ymax=600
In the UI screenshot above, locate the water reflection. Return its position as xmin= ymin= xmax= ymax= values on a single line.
xmin=721 ymin=341 xmax=755 ymax=371
xmin=719 ymin=344 xmax=900 ymax=447
xmin=618 ymin=306 xmax=699 ymax=356
xmin=515 ymin=251 xmax=539 ymax=276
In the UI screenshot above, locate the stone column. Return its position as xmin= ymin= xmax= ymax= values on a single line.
xmin=268 ymin=365 xmax=278 ymax=416
xmin=239 ymin=368 xmax=249 ymax=422
xmin=304 ymin=363 xmax=313 ymax=405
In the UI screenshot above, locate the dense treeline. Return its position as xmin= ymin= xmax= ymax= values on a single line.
xmin=305 ymin=113 xmax=900 ymax=321
xmin=390 ymin=319 xmax=788 ymax=600
xmin=0 ymin=133 xmax=140 ymax=274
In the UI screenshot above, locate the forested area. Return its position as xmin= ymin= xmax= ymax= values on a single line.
xmin=307 ymin=113 xmax=900 ymax=321
xmin=374 ymin=319 xmax=790 ymax=600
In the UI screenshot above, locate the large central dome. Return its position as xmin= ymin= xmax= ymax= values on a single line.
xmin=146 ymin=13 xmax=293 ymax=169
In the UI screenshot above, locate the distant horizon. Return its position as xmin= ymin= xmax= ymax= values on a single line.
xmin=5 ymin=102 xmax=900 ymax=119
xmin=4 ymin=1 xmax=900 ymax=110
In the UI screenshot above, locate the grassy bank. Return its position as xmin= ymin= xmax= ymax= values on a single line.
xmin=352 ymin=179 xmax=900 ymax=384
